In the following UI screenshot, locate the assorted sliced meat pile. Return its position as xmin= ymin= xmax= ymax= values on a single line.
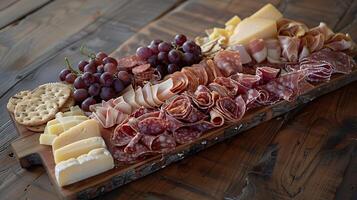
xmin=90 ymin=19 xmax=356 ymax=164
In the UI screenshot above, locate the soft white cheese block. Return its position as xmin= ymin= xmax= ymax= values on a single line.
xmin=249 ymin=3 xmax=283 ymax=21
xmin=52 ymin=119 xmax=101 ymax=151
xmin=39 ymin=134 xmax=57 ymax=145
xmin=55 ymin=148 xmax=114 ymax=187
xmin=54 ymin=137 xmax=107 ymax=164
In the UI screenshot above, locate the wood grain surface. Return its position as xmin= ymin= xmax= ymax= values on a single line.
xmin=0 ymin=0 xmax=356 ymax=200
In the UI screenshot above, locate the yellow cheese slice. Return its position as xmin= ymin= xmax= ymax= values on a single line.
xmin=225 ymin=15 xmax=241 ymax=27
xmin=209 ymin=28 xmax=229 ymax=41
xmin=122 ymin=85 xmax=140 ymax=110
xmin=249 ymin=3 xmax=283 ymax=21
xmin=56 ymin=106 xmax=85 ymax=118
xmin=142 ymin=82 xmax=158 ymax=107
xmin=135 ymin=86 xmax=152 ymax=108
xmin=55 ymin=148 xmax=114 ymax=187
xmin=48 ymin=119 xmax=87 ymax=135
xmin=229 ymin=18 xmax=277 ymax=46
xmin=54 ymin=137 xmax=106 ymax=164
xmin=39 ymin=134 xmax=57 ymax=145
xmin=52 ymin=119 xmax=101 ymax=151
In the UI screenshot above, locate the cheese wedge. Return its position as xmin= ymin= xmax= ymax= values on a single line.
xmin=55 ymin=106 xmax=85 ymax=118
xmin=229 ymin=18 xmax=277 ymax=46
xmin=39 ymin=134 xmax=57 ymax=145
xmin=55 ymin=148 xmax=114 ymax=187
xmin=225 ymin=15 xmax=241 ymax=27
xmin=249 ymin=3 xmax=283 ymax=21
xmin=54 ymin=137 xmax=106 ymax=164
xmin=48 ymin=119 xmax=87 ymax=135
xmin=52 ymin=119 xmax=101 ymax=151
xmin=142 ymin=82 xmax=157 ymax=107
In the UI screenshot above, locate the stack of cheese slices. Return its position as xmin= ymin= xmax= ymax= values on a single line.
xmin=39 ymin=106 xmax=114 ymax=187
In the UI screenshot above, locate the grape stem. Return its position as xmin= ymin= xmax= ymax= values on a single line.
xmin=80 ymin=45 xmax=96 ymax=59
xmin=65 ymin=57 xmax=80 ymax=75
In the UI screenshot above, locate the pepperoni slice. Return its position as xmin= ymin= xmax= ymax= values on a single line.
xmin=138 ymin=117 xmax=167 ymax=136
xmin=111 ymin=123 xmax=137 ymax=146
xmin=132 ymin=63 xmax=151 ymax=74
xmin=117 ymin=55 xmax=147 ymax=69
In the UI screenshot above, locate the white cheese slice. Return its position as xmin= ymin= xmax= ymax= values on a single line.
xmin=135 ymin=86 xmax=152 ymax=108
xmin=142 ymin=82 xmax=158 ymax=107
xmin=52 ymin=119 xmax=101 ymax=151
xmin=48 ymin=119 xmax=87 ymax=135
xmin=54 ymin=137 xmax=106 ymax=164
xmin=122 ymin=85 xmax=140 ymax=110
xmin=55 ymin=148 xmax=114 ymax=187
xmin=39 ymin=134 xmax=57 ymax=145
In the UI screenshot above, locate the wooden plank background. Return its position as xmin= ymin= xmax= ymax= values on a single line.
xmin=0 ymin=0 xmax=356 ymax=199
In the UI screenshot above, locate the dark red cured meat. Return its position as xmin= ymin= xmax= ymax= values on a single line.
xmin=208 ymin=82 xmax=230 ymax=97
xmin=214 ymin=50 xmax=243 ymax=77
xmin=213 ymin=95 xmax=246 ymax=123
xmin=242 ymin=88 xmax=260 ymax=109
xmin=124 ymin=133 xmax=143 ymax=153
xmin=230 ymin=73 xmax=260 ymax=88
xmin=112 ymin=123 xmax=137 ymax=146
xmin=256 ymin=67 xmax=280 ymax=82
xmin=117 ymin=55 xmax=147 ymax=69
xmin=159 ymin=109 xmax=184 ymax=132
xmin=132 ymin=63 xmax=151 ymax=74
xmin=173 ymin=120 xmax=215 ymax=144
xmin=130 ymin=107 xmax=158 ymax=118
xmin=189 ymin=85 xmax=215 ymax=110
xmin=213 ymin=77 xmax=239 ymax=97
xmin=255 ymin=88 xmax=281 ymax=105
xmin=138 ymin=117 xmax=167 ymax=136
xmin=141 ymin=133 xmax=176 ymax=152
xmin=112 ymin=144 xmax=153 ymax=164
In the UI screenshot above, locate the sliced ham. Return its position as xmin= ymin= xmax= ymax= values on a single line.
xmin=265 ymin=39 xmax=281 ymax=63
xmin=142 ymin=82 xmax=159 ymax=107
xmin=122 ymin=85 xmax=140 ymax=110
xmin=279 ymin=35 xmax=300 ymax=62
xmin=135 ymin=86 xmax=152 ymax=108
xmin=248 ymin=39 xmax=267 ymax=63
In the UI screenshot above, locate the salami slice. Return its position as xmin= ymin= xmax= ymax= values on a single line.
xmin=182 ymin=67 xmax=200 ymax=92
xmin=169 ymin=71 xmax=189 ymax=94
xmin=213 ymin=95 xmax=246 ymax=123
xmin=112 ymin=123 xmax=137 ymax=146
xmin=256 ymin=67 xmax=280 ymax=82
xmin=124 ymin=133 xmax=143 ymax=153
xmin=173 ymin=120 xmax=215 ymax=144
xmin=190 ymin=85 xmax=215 ymax=110
xmin=117 ymin=55 xmax=147 ymax=69
xmin=112 ymin=144 xmax=152 ymax=164
xmin=214 ymin=50 xmax=243 ymax=77
xmin=132 ymin=64 xmax=151 ymax=74
xmin=208 ymin=82 xmax=230 ymax=97
xmin=202 ymin=59 xmax=216 ymax=83
xmin=213 ymin=77 xmax=239 ymax=97
xmin=141 ymin=133 xmax=176 ymax=152
xmin=138 ymin=117 xmax=167 ymax=136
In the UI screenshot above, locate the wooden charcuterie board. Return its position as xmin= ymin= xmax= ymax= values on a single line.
xmin=9 ymin=69 xmax=357 ymax=200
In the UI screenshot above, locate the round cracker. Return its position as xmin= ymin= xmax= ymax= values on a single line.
xmin=14 ymin=98 xmax=58 ymax=126
xmin=7 ymin=90 xmax=31 ymax=113
xmin=26 ymin=124 xmax=46 ymax=133
xmin=59 ymin=96 xmax=75 ymax=112
xmin=32 ymin=82 xmax=71 ymax=108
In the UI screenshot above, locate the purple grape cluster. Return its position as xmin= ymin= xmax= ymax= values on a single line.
xmin=59 ymin=52 xmax=132 ymax=111
xmin=136 ymin=34 xmax=202 ymax=78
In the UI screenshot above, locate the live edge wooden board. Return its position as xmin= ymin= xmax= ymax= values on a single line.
xmin=8 ymin=68 xmax=357 ymax=200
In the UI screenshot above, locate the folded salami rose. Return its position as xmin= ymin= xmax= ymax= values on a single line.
xmin=212 ymin=95 xmax=246 ymax=123
xmin=213 ymin=77 xmax=239 ymax=97
xmin=189 ymin=85 xmax=215 ymax=110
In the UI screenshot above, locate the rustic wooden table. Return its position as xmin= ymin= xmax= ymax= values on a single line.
xmin=0 ymin=0 xmax=356 ymax=199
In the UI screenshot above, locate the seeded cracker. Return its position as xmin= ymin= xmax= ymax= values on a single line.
xmin=7 ymin=90 xmax=31 ymax=113
xmin=31 ymin=83 xmax=71 ymax=108
xmin=14 ymin=98 xmax=58 ymax=126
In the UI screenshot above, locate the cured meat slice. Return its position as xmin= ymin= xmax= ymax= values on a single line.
xmin=209 ymin=109 xmax=225 ymax=127
xmin=130 ymin=107 xmax=158 ymax=118
xmin=157 ymin=78 xmax=176 ymax=102
xmin=208 ymin=82 xmax=230 ymax=97
xmin=202 ymin=60 xmax=216 ymax=83
xmin=213 ymin=77 xmax=239 ymax=97
xmin=230 ymin=73 xmax=260 ymax=94
xmin=122 ymin=85 xmax=140 ymax=110
xmin=256 ymin=67 xmax=280 ymax=82
xmin=265 ymin=39 xmax=281 ymax=63
xmin=163 ymin=95 xmax=206 ymax=123
xmin=135 ymin=86 xmax=152 ymax=108
xmin=132 ymin=64 xmax=151 ymax=74
xmin=134 ymin=67 xmax=157 ymax=87
xmin=112 ymin=123 xmax=137 ymax=146
xmin=242 ymin=88 xmax=260 ymax=109
xmin=151 ymin=84 xmax=164 ymax=105
xmin=138 ymin=117 xmax=167 ymax=136
xmin=169 ymin=71 xmax=189 ymax=94
xmin=173 ymin=121 xmax=214 ymax=144
xmin=112 ymin=143 xmax=152 ymax=164
xmin=182 ymin=67 xmax=199 ymax=92
xmin=248 ymin=39 xmax=267 ymax=63
xmin=190 ymin=85 xmax=215 ymax=110
xmin=255 ymin=88 xmax=280 ymax=105
xmin=228 ymin=44 xmax=252 ymax=64
xmin=325 ymin=33 xmax=355 ymax=52
xmin=124 ymin=133 xmax=143 ymax=153
xmin=279 ymin=36 xmax=300 ymax=62
xmin=308 ymin=22 xmax=334 ymax=42
xmin=113 ymin=96 xmax=132 ymax=114
xmin=117 ymin=55 xmax=147 ymax=69
xmin=214 ymin=50 xmax=243 ymax=77
xmin=207 ymin=59 xmax=223 ymax=79
xmin=213 ymin=95 xmax=246 ymax=123
xmin=141 ymin=133 xmax=176 ymax=152
xmin=277 ymin=18 xmax=308 ymax=37
xmin=142 ymin=82 xmax=158 ymax=107
xmin=189 ymin=65 xmax=209 ymax=85
xmin=90 ymin=99 xmax=129 ymax=128
xmin=159 ymin=109 xmax=184 ymax=133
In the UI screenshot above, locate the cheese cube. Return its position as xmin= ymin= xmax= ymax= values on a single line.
xmin=54 ymin=137 xmax=106 ymax=164
xmin=225 ymin=15 xmax=241 ymax=27
xmin=39 ymin=134 xmax=57 ymax=145
xmin=209 ymin=28 xmax=229 ymax=40
xmin=55 ymin=106 xmax=85 ymax=118
xmin=55 ymin=148 xmax=114 ymax=187
xmin=229 ymin=18 xmax=277 ymax=46
xmin=249 ymin=3 xmax=283 ymax=21
xmin=48 ymin=119 xmax=87 ymax=135
xmin=52 ymin=119 xmax=101 ymax=151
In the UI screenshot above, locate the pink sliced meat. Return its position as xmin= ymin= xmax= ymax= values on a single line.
xmin=242 ymin=88 xmax=260 ymax=109
xmin=141 ymin=133 xmax=176 ymax=152
xmin=112 ymin=144 xmax=152 ymax=164
xmin=213 ymin=95 xmax=246 ymax=123
xmin=173 ymin=121 xmax=214 ymax=144
xmin=256 ymin=66 xmax=280 ymax=82
xmin=265 ymin=39 xmax=281 ymax=63
xmin=208 ymin=82 xmax=231 ymax=97
xmin=279 ymin=36 xmax=300 ymax=62
xmin=190 ymin=85 xmax=215 ymax=110
xmin=163 ymin=95 xmax=206 ymax=123
xmin=255 ymin=88 xmax=281 ymax=105
xmin=112 ymin=123 xmax=137 ymax=146
xmin=214 ymin=50 xmax=243 ymax=77
xmin=117 ymin=55 xmax=147 ymax=69
xmin=229 ymin=44 xmax=252 ymax=64
xmin=124 ymin=133 xmax=143 ymax=153
xmin=213 ymin=77 xmax=239 ymax=97
xmin=248 ymin=39 xmax=267 ymax=63
xmin=159 ymin=110 xmax=184 ymax=133
xmin=138 ymin=117 xmax=167 ymax=136
xmin=325 ymin=33 xmax=355 ymax=52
